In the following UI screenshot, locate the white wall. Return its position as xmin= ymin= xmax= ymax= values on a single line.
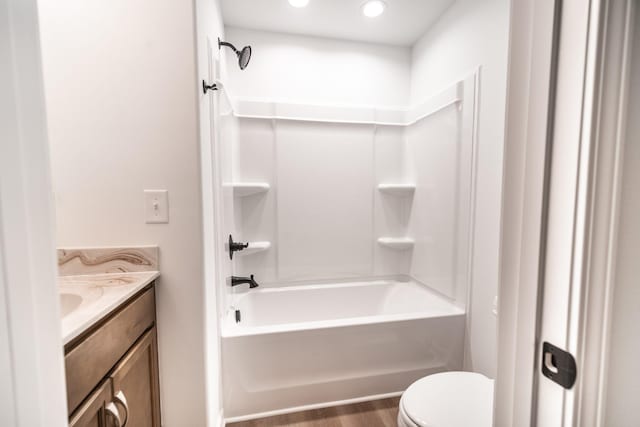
xmin=410 ymin=0 xmax=510 ymax=378
xmin=604 ymin=6 xmax=640 ymax=422
xmin=38 ymin=0 xmax=212 ymax=424
xmin=224 ymin=27 xmax=411 ymax=107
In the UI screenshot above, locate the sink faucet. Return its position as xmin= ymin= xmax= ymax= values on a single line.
xmin=231 ymin=274 xmax=259 ymax=289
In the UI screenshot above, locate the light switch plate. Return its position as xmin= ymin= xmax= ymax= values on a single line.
xmin=144 ymin=190 xmax=169 ymax=224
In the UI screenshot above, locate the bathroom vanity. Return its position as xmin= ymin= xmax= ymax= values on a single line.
xmin=57 ymin=247 xmax=161 ymax=427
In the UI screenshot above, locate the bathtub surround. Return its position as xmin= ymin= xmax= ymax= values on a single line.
xmin=228 ymin=74 xmax=476 ymax=301
xmin=410 ymin=0 xmax=510 ymax=379
xmin=229 ymin=79 xmax=462 ymax=125
xmin=57 ymin=246 xmax=159 ymax=276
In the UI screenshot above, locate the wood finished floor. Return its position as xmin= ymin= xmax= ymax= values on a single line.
xmin=227 ymin=397 xmax=401 ymax=427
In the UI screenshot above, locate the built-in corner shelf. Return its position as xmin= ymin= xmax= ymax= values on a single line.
xmin=377 ymin=183 xmax=416 ymax=196
xmin=238 ymin=241 xmax=271 ymax=256
xmin=230 ymin=182 xmax=270 ymax=197
xmin=377 ymin=237 xmax=415 ymax=250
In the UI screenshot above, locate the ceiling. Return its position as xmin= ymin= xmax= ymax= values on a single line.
xmin=220 ymin=0 xmax=456 ymax=47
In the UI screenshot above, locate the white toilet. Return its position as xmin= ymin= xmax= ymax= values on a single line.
xmin=397 ymin=371 xmax=494 ymax=427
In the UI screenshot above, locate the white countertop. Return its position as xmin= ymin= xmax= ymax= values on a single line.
xmin=59 ymin=271 xmax=159 ymax=345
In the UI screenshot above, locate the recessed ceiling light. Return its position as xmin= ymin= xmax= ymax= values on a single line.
xmin=362 ymin=0 xmax=386 ymax=18
xmin=288 ymin=0 xmax=309 ymax=8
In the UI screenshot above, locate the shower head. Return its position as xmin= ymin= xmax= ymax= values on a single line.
xmin=218 ymin=38 xmax=252 ymax=70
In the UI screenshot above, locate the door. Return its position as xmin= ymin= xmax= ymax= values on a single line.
xmin=110 ymin=329 xmax=162 ymax=427
xmin=534 ymin=0 xmax=595 ymax=424
xmin=580 ymin=1 xmax=637 ymax=426
xmin=534 ymin=0 xmax=634 ymax=425
xmin=69 ymin=380 xmax=114 ymax=427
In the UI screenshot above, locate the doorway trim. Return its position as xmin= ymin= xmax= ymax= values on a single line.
xmin=0 ymin=0 xmax=68 ymax=425
xmin=495 ymin=0 xmax=561 ymax=425
xmin=571 ymin=1 xmax=634 ymax=425
xmin=498 ymin=0 xmax=635 ymax=425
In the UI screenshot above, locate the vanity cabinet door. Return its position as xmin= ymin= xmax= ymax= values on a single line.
xmin=69 ymin=379 xmax=115 ymax=427
xmin=65 ymin=287 xmax=156 ymax=414
xmin=110 ymin=327 xmax=161 ymax=427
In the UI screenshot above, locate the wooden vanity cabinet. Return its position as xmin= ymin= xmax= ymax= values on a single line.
xmin=109 ymin=328 xmax=161 ymax=427
xmin=68 ymin=379 xmax=113 ymax=427
xmin=65 ymin=284 xmax=161 ymax=427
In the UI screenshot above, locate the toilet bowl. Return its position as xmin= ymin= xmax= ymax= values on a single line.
xmin=397 ymin=371 xmax=494 ymax=427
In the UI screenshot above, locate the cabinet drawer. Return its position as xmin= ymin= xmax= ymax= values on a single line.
xmin=65 ymin=287 xmax=155 ymax=414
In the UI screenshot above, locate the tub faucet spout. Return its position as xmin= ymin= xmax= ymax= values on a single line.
xmin=231 ymin=274 xmax=259 ymax=288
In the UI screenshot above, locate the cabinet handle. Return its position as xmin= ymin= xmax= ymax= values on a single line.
xmin=105 ymin=402 xmax=122 ymax=427
xmin=114 ymin=390 xmax=130 ymax=427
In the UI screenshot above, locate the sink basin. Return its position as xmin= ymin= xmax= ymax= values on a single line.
xmin=57 ymin=271 xmax=159 ymax=344
xmin=60 ymin=293 xmax=82 ymax=316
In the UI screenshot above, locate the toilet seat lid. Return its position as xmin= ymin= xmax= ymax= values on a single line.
xmin=401 ymin=372 xmax=494 ymax=427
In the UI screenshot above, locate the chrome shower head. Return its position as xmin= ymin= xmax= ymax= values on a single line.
xmin=218 ymin=38 xmax=252 ymax=70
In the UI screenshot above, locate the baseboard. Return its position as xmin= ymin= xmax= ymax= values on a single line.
xmin=224 ymin=390 xmax=403 ymax=424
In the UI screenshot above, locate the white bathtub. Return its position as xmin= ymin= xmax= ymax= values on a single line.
xmin=221 ymin=279 xmax=465 ymax=421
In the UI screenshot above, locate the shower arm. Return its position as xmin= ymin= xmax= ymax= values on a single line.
xmin=218 ymin=39 xmax=239 ymax=54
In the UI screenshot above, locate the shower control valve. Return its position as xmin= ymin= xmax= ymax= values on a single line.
xmin=228 ymin=234 xmax=249 ymax=260
xmin=202 ymin=80 xmax=218 ymax=94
